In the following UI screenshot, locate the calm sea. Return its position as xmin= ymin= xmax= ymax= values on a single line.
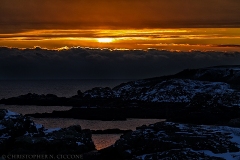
xmin=0 ymin=79 xmax=132 ymax=99
xmin=0 ymin=79 xmax=164 ymax=150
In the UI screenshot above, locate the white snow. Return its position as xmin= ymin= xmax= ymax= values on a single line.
xmin=136 ymin=154 xmax=149 ymax=160
xmin=76 ymin=141 xmax=84 ymax=146
xmin=0 ymin=124 xmax=6 ymax=130
xmin=4 ymin=110 xmax=19 ymax=119
xmin=114 ymin=78 xmax=236 ymax=103
xmin=125 ymin=150 xmax=132 ymax=154
xmin=35 ymin=123 xmax=43 ymax=130
xmin=131 ymin=123 xmax=240 ymax=160
xmin=200 ymin=150 xmax=240 ymax=160
xmin=0 ymin=133 xmax=10 ymax=139
xmin=24 ymin=131 xmax=31 ymax=136
xmin=44 ymin=128 xmax=61 ymax=134
xmin=185 ymin=124 xmax=240 ymax=160
xmin=217 ymin=126 xmax=240 ymax=148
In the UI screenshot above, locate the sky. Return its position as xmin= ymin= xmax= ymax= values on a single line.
xmin=1 ymin=0 xmax=240 ymax=51
xmin=1 ymin=0 xmax=240 ymax=29
xmin=0 ymin=0 xmax=240 ymax=79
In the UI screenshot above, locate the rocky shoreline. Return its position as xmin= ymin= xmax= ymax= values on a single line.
xmin=98 ymin=122 xmax=240 ymax=160
xmin=1 ymin=66 xmax=240 ymax=125
xmin=25 ymin=106 xmax=171 ymax=121
xmin=1 ymin=65 xmax=240 ymax=159
xmin=1 ymin=109 xmax=240 ymax=160
xmin=0 ymin=109 xmax=95 ymax=155
xmin=1 ymin=66 xmax=240 ymax=108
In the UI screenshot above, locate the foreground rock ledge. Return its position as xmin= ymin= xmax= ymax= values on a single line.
xmin=0 ymin=109 xmax=95 ymax=155
xmin=2 ymin=108 xmax=240 ymax=159
xmin=99 ymin=122 xmax=240 ymax=160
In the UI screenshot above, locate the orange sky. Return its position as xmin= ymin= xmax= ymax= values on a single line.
xmin=1 ymin=0 xmax=240 ymax=30
xmin=1 ymin=0 xmax=240 ymax=51
xmin=0 ymin=28 xmax=240 ymax=51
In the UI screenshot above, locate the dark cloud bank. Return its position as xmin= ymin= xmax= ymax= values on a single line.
xmin=0 ymin=47 xmax=239 ymax=80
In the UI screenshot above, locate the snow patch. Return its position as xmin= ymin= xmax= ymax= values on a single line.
xmin=76 ymin=141 xmax=84 ymax=146
xmin=4 ymin=110 xmax=19 ymax=119
xmin=35 ymin=123 xmax=43 ymax=130
xmin=201 ymin=150 xmax=240 ymax=160
xmin=115 ymin=78 xmax=235 ymax=103
xmin=0 ymin=124 xmax=6 ymax=130
xmin=0 ymin=133 xmax=10 ymax=139
xmin=136 ymin=154 xmax=149 ymax=160
xmin=44 ymin=128 xmax=61 ymax=134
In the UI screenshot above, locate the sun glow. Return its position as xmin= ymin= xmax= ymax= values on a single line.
xmin=1 ymin=28 xmax=240 ymax=51
xmin=97 ymin=38 xmax=115 ymax=43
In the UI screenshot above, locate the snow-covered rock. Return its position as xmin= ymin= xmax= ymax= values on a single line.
xmin=1 ymin=65 xmax=240 ymax=108
xmin=113 ymin=78 xmax=239 ymax=105
xmin=175 ymin=65 xmax=240 ymax=84
xmin=83 ymin=87 xmax=114 ymax=99
xmin=108 ymin=122 xmax=240 ymax=160
xmin=0 ymin=109 xmax=95 ymax=154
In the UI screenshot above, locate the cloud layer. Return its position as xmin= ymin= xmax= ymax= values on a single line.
xmin=0 ymin=47 xmax=240 ymax=79
xmin=1 ymin=0 xmax=240 ymax=33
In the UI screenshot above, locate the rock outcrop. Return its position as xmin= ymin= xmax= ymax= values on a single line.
xmin=0 ymin=93 xmax=69 ymax=106
xmin=1 ymin=65 xmax=240 ymax=125
xmin=0 ymin=109 xmax=95 ymax=155
xmin=113 ymin=78 xmax=238 ymax=104
xmin=174 ymin=65 xmax=240 ymax=84
xmin=99 ymin=122 xmax=240 ymax=160
xmin=1 ymin=66 xmax=240 ymax=108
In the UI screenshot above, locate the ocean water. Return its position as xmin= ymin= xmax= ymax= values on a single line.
xmin=0 ymin=79 xmax=132 ymax=99
xmin=0 ymin=79 xmax=164 ymax=150
xmin=0 ymin=105 xmax=163 ymax=150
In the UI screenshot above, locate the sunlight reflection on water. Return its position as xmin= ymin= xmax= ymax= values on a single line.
xmin=0 ymin=105 xmax=164 ymax=150
xmin=33 ymin=118 xmax=164 ymax=150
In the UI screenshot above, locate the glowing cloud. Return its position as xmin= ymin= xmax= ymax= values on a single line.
xmin=0 ymin=28 xmax=240 ymax=51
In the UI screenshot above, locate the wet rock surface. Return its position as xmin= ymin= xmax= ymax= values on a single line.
xmin=0 ymin=109 xmax=95 ymax=155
